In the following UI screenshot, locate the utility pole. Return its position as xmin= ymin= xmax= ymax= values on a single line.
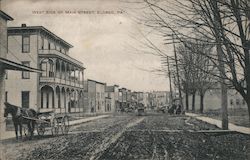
xmin=172 ymin=34 xmax=184 ymax=111
xmin=167 ymin=56 xmax=173 ymax=105
xmin=212 ymin=0 xmax=228 ymax=129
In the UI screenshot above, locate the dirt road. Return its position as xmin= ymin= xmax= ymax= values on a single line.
xmin=1 ymin=113 xmax=249 ymax=160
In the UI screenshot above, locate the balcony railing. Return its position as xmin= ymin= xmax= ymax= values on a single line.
xmin=40 ymin=76 xmax=84 ymax=88
xmin=38 ymin=49 xmax=83 ymax=67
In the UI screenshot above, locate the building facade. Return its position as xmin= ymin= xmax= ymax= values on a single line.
xmin=184 ymin=88 xmax=248 ymax=111
xmin=105 ymin=85 xmax=119 ymax=112
xmin=5 ymin=24 xmax=85 ymax=113
xmin=0 ymin=11 xmax=13 ymax=134
xmin=84 ymin=79 xmax=106 ymax=114
xmin=148 ymin=91 xmax=169 ymax=109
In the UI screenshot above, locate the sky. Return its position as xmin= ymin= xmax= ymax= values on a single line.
xmin=1 ymin=0 xmax=172 ymax=92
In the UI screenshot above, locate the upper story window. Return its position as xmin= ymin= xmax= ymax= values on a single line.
xmin=22 ymin=61 xmax=30 ymax=79
xmin=22 ymin=35 xmax=30 ymax=53
xmin=48 ymin=42 xmax=51 ymax=50
xmin=41 ymin=62 xmax=47 ymax=77
xmin=49 ymin=61 xmax=54 ymax=77
xmin=41 ymin=37 xmax=44 ymax=49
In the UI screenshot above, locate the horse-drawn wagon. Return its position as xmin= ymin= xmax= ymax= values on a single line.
xmin=36 ymin=111 xmax=70 ymax=136
xmin=4 ymin=102 xmax=70 ymax=140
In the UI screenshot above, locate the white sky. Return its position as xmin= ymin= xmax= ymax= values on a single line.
xmin=1 ymin=0 xmax=172 ymax=92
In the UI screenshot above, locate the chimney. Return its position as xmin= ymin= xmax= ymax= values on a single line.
xmin=21 ymin=24 xmax=26 ymax=27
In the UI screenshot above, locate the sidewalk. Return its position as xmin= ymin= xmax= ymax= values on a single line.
xmin=69 ymin=115 xmax=109 ymax=126
xmin=186 ymin=112 xmax=250 ymax=135
xmin=0 ymin=114 xmax=110 ymax=141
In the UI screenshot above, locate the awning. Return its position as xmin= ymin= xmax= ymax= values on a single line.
xmin=0 ymin=57 xmax=42 ymax=73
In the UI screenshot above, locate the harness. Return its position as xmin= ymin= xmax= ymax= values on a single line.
xmin=15 ymin=107 xmax=30 ymax=118
xmin=16 ymin=107 xmax=21 ymax=117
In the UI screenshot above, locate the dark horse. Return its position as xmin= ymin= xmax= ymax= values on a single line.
xmin=4 ymin=102 xmax=37 ymax=140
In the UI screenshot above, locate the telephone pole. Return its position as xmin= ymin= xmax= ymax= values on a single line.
xmin=167 ymin=56 xmax=173 ymax=105
xmin=172 ymin=34 xmax=184 ymax=111
xmin=212 ymin=0 xmax=228 ymax=129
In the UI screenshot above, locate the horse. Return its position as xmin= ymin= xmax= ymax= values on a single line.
xmin=4 ymin=102 xmax=37 ymax=140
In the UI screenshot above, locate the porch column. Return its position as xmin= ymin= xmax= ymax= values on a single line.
xmin=64 ymin=62 xmax=67 ymax=82
xmin=59 ymin=60 xmax=62 ymax=82
xmin=52 ymin=58 xmax=56 ymax=78
xmin=78 ymin=91 xmax=80 ymax=113
xmin=69 ymin=65 xmax=71 ymax=81
xmin=78 ymin=69 xmax=80 ymax=85
xmin=53 ymin=88 xmax=56 ymax=111
xmin=74 ymin=67 xmax=76 ymax=86
xmin=67 ymin=63 xmax=69 ymax=81
xmin=81 ymin=70 xmax=84 ymax=86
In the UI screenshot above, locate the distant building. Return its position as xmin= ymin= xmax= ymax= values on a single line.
xmin=84 ymin=79 xmax=106 ymax=114
xmin=5 ymin=24 xmax=85 ymax=113
xmin=105 ymin=97 xmax=111 ymax=112
xmin=105 ymin=85 xmax=119 ymax=112
xmin=184 ymin=88 xmax=247 ymax=111
xmin=149 ymin=91 xmax=169 ymax=109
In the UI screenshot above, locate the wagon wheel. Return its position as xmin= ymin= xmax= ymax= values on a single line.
xmin=51 ymin=118 xmax=59 ymax=136
xmin=62 ymin=116 xmax=70 ymax=135
xmin=37 ymin=123 xmax=46 ymax=136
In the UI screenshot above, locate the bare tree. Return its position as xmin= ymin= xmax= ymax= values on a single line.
xmin=124 ymin=0 xmax=250 ymax=128
xmin=176 ymin=38 xmax=215 ymax=113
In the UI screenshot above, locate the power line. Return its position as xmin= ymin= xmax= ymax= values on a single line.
xmin=0 ymin=42 xmax=22 ymax=63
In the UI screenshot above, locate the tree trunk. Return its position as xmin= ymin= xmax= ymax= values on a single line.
xmin=192 ymin=92 xmax=196 ymax=112
xmin=185 ymin=92 xmax=189 ymax=111
xmin=200 ymin=93 xmax=204 ymax=113
xmin=246 ymin=98 xmax=250 ymax=122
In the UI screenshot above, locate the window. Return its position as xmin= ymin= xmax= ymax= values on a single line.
xmin=41 ymin=62 xmax=47 ymax=77
xmin=22 ymin=35 xmax=30 ymax=53
xmin=22 ymin=91 xmax=29 ymax=108
xmin=22 ymin=61 xmax=30 ymax=79
xmin=5 ymin=91 xmax=8 ymax=102
xmin=41 ymin=37 xmax=44 ymax=49
xmin=49 ymin=61 xmax=54 ymax=77
xmin=48 ymin=42 xmax=51 ymax=50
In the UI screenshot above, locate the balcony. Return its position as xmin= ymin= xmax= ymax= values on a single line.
xmin=38 ymin=49 xmax=83 ymax=67
xmin=40 ymin=76 xmax=83 ymax=88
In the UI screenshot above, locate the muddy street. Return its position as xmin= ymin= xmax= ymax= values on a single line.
xmin=1 ymin=114 xmax=249 ymax=160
